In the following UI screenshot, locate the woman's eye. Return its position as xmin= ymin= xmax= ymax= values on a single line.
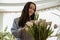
xmin=29 ymin=7 xmax=35 ymax=11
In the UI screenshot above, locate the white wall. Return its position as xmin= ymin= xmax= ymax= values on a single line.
xmin=0 ymin=13 xmax=3 ymax=31
xmin=0 ymin=0 xmax=40 ymax=3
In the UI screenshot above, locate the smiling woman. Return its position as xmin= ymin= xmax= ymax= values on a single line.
xmin=2 ymin=7 xmax=60 ymax=40
xmin=0 ymin=0 xmax=60 ymax=40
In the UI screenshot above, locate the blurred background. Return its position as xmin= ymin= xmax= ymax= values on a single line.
xmin=0 ymin=0 xmax=60 ymax=40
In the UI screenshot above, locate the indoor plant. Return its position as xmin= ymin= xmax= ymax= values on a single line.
xmin=25 ymin=13 xmax=53 ymax=40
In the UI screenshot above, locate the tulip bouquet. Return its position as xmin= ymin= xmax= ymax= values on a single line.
xmin=25 ymin=13 xmax=54 ymax=40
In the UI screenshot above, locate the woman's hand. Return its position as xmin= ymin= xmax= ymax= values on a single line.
xmin=21 ymin=27 xmax=26 ymax=32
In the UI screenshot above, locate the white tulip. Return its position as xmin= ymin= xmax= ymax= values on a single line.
xmin=26 ymin=21 xmax=33 ymax=27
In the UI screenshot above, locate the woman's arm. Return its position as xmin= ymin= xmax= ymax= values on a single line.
xmin=11 ymin=18 xmax=22 ymax=38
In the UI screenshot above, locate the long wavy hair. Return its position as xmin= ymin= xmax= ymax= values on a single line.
xmin=18 ymin=2 xmax=36 ymax=27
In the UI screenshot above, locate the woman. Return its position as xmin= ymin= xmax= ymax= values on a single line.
xmin=11 ymin=2 xmax=36 ymax=40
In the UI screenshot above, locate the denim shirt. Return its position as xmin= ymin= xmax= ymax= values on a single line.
xmin=11 ymin=18 xmax=33 ymax=40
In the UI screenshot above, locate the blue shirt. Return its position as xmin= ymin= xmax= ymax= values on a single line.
xmin=11 ymin=18 xmax=33 ymax=40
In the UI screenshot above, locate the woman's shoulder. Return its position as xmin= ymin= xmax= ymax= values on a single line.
xmin=14 ymin=17 xmax=20 ymax=22
xmin=13 ymin=17 xmax=20 ymax=25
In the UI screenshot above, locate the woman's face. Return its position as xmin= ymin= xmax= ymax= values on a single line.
xmin=29 ymin=4 xmax=35 ymax=16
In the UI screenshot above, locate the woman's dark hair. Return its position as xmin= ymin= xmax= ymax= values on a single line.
xmin=18 ymin=2 xmax=36 ymax=27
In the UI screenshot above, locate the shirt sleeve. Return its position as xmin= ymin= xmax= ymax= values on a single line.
xmin=11 ymin=18 xmax=22 ymax=38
